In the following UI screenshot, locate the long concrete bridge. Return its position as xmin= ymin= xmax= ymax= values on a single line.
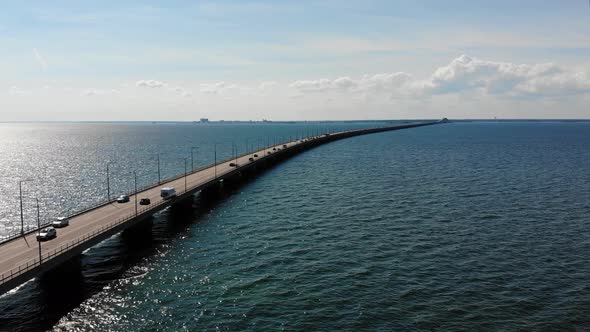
xmin=0 ymin=121 xmax=443 ymax=295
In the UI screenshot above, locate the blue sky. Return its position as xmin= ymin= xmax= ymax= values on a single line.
xmin=1 ymin=0 xmax=589 ymax=120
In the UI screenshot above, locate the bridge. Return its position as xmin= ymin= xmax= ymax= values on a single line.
xmin=0 ymin=121 xmax=442 ymax=295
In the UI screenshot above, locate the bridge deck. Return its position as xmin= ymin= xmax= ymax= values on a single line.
xmin=0 ymin=122 xmax=440 ymax=294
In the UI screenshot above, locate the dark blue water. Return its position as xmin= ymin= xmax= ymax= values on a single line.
xmin=1 ymin=122 xmax=589 ymax=331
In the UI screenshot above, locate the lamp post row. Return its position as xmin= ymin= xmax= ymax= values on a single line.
xmin=20 ymin=128 xmax=332 ymax=238
xmin=19 ymin=179 xmax=32 ymax=235
xmin=106 ymin=161 xmax=116 ymax=201
xmin=134 ymin=124 xmax=334 ymax=202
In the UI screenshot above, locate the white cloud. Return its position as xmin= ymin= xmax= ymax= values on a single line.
xmin=289 ymin=55 xmax=590 ymax=99
xmin=258 ymin=81 xmax=278 ymax=90
xmin=289 ymin=73 xmax=412 ymax=94
xmin=33 ymin=48 xmax=47 ymax=71
xmin=8 ymin=86 xmax=26 ymax=96
xmin=136 ymin=79 xmax=166 ymax=88
xmin=200 ymin=82 xmax=238 ymax=94
xmin=167 ymin=86 xmax=193 ymax=98
xmin=289 ymin=73 xmax=413 ymax=94
xmin=83 ymin=88 xmax=119 ymax=96
xmin=358 ymin=73 xmax=413 ymax=94
xmin=423 ymin=55 xmax=590 ymax=97
xmin=289 ymin=78 xmax=343 ymax=92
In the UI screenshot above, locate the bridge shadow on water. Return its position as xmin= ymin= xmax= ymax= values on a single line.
xmin=0 ymin=168 xmax=262 ymax=331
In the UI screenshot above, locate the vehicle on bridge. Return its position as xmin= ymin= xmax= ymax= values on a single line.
xmin=140 ymin=198 xmax=151 ymax=205
xmin=52 ymin=217 xmax=69 ymax=228
xmin=116 ymin=195 xmax=130 ymax=203
xmin=36 ymin=227 xmax=57 ymax=241
xmin=160 ymin=187 xmax=177 ymax=200
xmin=229 ymin=162 xmax=238 ymax=167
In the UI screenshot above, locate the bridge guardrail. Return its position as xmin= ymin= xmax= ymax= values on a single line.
xmin=0 ymin=123 xmax=438 ymax=289
xmin=0 ymin=136 xmax=317 ymax=245
xmin=0 ymin=186 xmax=191 ymax=287
xmin=0 ymin=136 xmax=311 ymax=287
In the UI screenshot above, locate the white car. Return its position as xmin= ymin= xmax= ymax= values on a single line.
xmin=52 ymin=216 xmax=69 ymax=228
xmin=37 ymin=227 xmax=57 ymax=241
xmin=160 ymin=187 xmax=177 ymax=200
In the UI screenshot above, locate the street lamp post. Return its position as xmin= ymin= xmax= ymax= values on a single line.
xmin=214 ymin=143 xmax=217 ymax=179
xmin=133 ymin=171 xmax=138 ymax=216
xmin=183 ymin=158 xmax=188 ymax=192
xmin=106 ymin=161 xmax=116 ymax=201
xmin=19 ymin=179 xmax=32 ymax=235
xmin=157 ymin=154 xmax=161 ymax=184
xmin=36 ymin=198 xmax=42 ymax=263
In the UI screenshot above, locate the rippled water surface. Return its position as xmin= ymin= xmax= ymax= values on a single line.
xmin=1 ymin=121 xmax=589 ymax=331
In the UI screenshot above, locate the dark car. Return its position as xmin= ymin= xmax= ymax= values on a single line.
xmin=249 ymin=157 xmax=254 ymax=161
xmin=140 ymin=198 xmax=151 ymax=205
xmin=253 ymin=154 xmax=258 ymax=157
xmin=229 ymin=162 xmax=238 ymax=167
xmin=116 ymin=195 xmax=130 ymax=203
xmin=283 ymin=144 xmax=287 ymax=148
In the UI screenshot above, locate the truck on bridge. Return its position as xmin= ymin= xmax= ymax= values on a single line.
xmin=160 ymin=187 xmax=177 ymax=200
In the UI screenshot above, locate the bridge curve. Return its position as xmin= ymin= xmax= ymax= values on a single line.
xmin=0 ymin=121 xmax=443 ymax=295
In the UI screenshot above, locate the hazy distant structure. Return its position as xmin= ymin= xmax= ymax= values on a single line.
xmin=200 ymin=118 xmax=209 ymax=123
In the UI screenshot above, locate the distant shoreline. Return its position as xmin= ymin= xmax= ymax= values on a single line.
xmin=1 ymin=119 xmax=590 ymax=124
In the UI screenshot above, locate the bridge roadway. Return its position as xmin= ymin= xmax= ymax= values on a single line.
xmin=0 ymin=121 xmax=440 ymax=295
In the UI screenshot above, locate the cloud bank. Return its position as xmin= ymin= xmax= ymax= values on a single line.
xmin=289 ymin=55 xmax=590 ymax=99
xmin=136 ymin=80 xmax=166 ymax=88
xmin=114 ymin=57 xmax=590 ymax=102
xmin=200 ymin=82 xmax=240 ymax=95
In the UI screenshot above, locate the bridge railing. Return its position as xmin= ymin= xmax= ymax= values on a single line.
xmin=0 ymin=123 xmax=413 ymax=288
xmin=0 ymin=134 xmax=308 ymax=287
xmin=0 ymin=133 xmax=327 ymax=245
xmin=0 ymin=137 xmax=311 ymax=287
xmin=0 ymin=157 xmax=229 ymax=244
xmin=0 ymin=185 xmax=192 ymax=288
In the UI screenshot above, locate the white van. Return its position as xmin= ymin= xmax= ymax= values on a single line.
xmin=160 ymin=187 xmax=177 ymax=200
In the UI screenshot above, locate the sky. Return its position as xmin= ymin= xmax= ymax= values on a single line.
xmin=1 ymin=0 xmax=589 ymax=121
